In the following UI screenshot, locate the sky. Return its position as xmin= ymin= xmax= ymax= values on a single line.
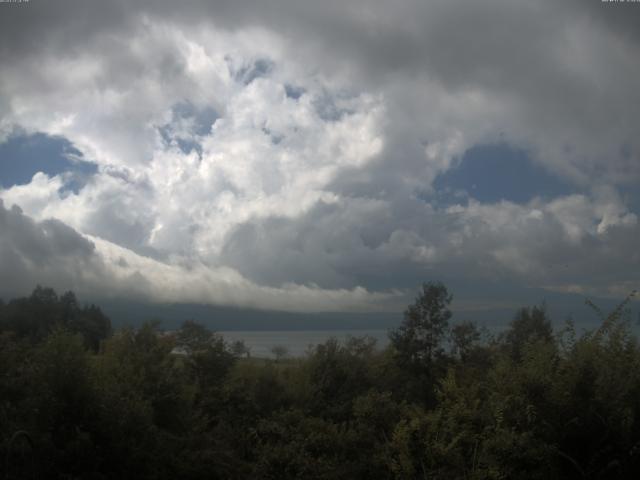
xmin=0 ymin=0 xmax=639 ymax=323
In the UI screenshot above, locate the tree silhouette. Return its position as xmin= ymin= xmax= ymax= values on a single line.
xmin=390 ymin=281 xmax=452 ymax=366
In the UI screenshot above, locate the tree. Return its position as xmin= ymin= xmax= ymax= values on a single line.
xmin=231 ymin=339 xmax=251 ymax=358
xmin=501 ymin=305 xmax=553 ymax=360
xmin=0 ymin=287 xmax=111 ymax=349
xmin=450 ymin=320 xmax=481 ymax=362
xmin=390 ymin=282 xmax=452 ymax=367
xmin=271 ymin=345 xmax=289 ymax=362
xmin=306 ymin=337 xmax=376 ymax=420
xmin=77 ymin=303 xmax=111 ymax=351
xmin=176 ymin=319 xmax=213 ymax=354
xmin=33 ymin=328 xmax=100 ymax=477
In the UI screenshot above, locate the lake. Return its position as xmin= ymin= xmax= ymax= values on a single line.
xmin=218 ymin=317 xmax=634 ymax=358
xmin=219 ymin=329 xmax=391 ymax=358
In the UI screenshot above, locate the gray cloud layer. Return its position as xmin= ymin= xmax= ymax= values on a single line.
xmin=0 ymin=198 xmax=100 ymax=297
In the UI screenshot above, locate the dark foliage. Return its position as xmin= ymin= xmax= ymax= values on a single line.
xmin=1 ymin=285 xmax=640 ymax=479
xmin=0 ymin=285 xmax=110 ymax=350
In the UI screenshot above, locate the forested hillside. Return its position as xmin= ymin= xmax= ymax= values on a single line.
xmin=1 ymin=284 xmax=639 ymax=479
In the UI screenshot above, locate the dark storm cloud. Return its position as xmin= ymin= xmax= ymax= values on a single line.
xmin=221 ymin=192 xmax=640 ymax=299
xmin=0 ymin=198 xmax=96 ymax=295
xmin=0 ymin=198 xmax=167 ymax=302
xmin=4 ymin=1 xmax=638 ymax=82
xmin=0 ymin=0 xmax=131 ymax=59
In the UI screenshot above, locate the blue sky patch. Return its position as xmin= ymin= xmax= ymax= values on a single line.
xmin=0 ymin=132 xmax=97 ymax=191
xmin=236 ymin=58 xmax=274 ymax=85
xmin=620 ymin=184 xmax=640 ymax=214
xmin=171 ymin=101 xmax=219 ymax=137
xmin=284 ymin=84 xmax=305 ymax=100
xmin=434 ymin=143 xmax=574 ymax=204
xmin=158 ymin=101 xmax=219 ymax=155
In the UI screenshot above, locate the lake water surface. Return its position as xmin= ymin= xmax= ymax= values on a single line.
xmin=218 ymin=318 xmax=634 ymax=358
xmin=219 ymin=329 xmax=391 ymax=358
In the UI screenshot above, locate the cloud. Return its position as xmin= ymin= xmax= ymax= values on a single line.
xmin=0 ymin=198 xmax=101 ymax=298
xmin=0 ymin=198 xmax=400 ymax=311
xmin=218 ymin=189 xmax=639 ymax=298
xmin=3 ymin=1 xmax=639 ymax=183
xmin=0 ymin=0 xmax=638 ymax=310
